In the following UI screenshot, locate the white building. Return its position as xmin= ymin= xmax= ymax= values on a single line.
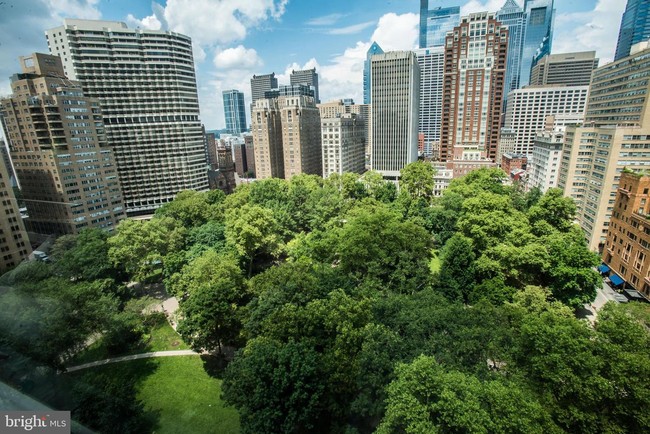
xmin=414 ymin=47 xmax=444 ymax=158
xmin=501 ymin=85 xmax=589 ymax=157
xmin=370 ymin=51 xmax=420 ymax=179
xmin=433 ymin=165 xmax=454 ymax=197
xmin=528 ymin=130 xmax=564 ymax=192
xmin=321 ymin=114 xmax=365 ymax=178
xmin=46 ymin=19 xmax=208 ymax=216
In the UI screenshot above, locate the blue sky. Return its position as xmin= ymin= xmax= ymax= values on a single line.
xmin=0 ymin=1 xmax=628 ymax=130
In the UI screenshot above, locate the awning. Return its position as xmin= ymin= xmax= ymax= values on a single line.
xmin=623 ymin=288 xmax=647 ymax=301
xmin=610 ymin=274 xmax=624 ymax=286
xmin=597 ymin=264 xmax=610 ymax=273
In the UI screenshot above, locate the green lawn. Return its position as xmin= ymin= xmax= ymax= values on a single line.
xmin=71 ymin=356 xmax=240 ymax=434
xmin=70 ymin=319 xmax=188 ymax=366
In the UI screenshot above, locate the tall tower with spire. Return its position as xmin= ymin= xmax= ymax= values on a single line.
xmin=363 ymin=42 xmax=383 ymax=104
xmin=497 ymin=0 xmax=526 ymax=97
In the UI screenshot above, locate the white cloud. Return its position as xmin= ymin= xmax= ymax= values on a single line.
xmin=45 ymin=0 xmax=102 ymax=21
xmin=214 ymin=46 xmax=263 ymax=70
xmin=461 ymin=0 xmax=513 ymax=17
xmin=552 ymin=0 xmax=626 ymax=65
xmin=328 ymin=21 xmax=375 ymax=35
xmin=306 ymin=13 xmax=345 ymax=26
xmin=370 ymin=13 xmax=419 ymax=51
xmin=126 ymin=13 xmax=162 ymax=30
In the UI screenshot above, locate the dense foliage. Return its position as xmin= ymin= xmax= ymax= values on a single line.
xmin=1 ymin=167 xmax=648 ymax=434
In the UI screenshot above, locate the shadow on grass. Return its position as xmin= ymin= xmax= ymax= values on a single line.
xmin=200 ymin=354 xmax=230 ymax=379
xmin=70 ymin=358 xmax=161 ymax=434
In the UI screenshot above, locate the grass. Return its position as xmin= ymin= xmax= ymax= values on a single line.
xmin=70 ymin=317 xmax=188 ymax=366
xmin=71 ymin=356 xmax=240 ymax=434
xmin=429 ymin=249 xmax=441 ymax=274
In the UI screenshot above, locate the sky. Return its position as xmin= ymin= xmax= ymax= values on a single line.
xmin=0 ymin=0 xmax=628 ymax=130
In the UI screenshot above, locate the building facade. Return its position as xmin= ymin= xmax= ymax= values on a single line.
xmin=602 ymin=171 xmax=650 ymax=299
xmin=0 ymin=53 xmax=124 ymax=235
xmin=497 ymin=0 xmax=526 ymax=103
xmin=0 ymin=139 xmax=31 ymax=272
xmin=560 ymin=44 xmax=650 ymax=252
xmin=317 ymin=100 xmax=371 ymax=163
xmin=419 ymin=3 xmax=460 ymax=48
xmin=440 ymin=12 xmax=508 ymax=169
xmin=251 ymin=98 xmax=284 ymax=179
xmin=290 ymin=68 xmax=320 ymax=103
xmin=222 ymin=89 xmax=247 ymax=134
xmin=501 ymin=85 xmax=589 ymax=157
xmin=251 ymin=73 xmax=278 ymax=104
xmin=370 ymin=51 xmax=420 ymax=179
xmin=529 ymin=51 xmax=599 ymax=87
xmin=363 ymin=42 xmax=383 ymax=105
xmin=520 ymin=0 xmax=555 ymax=88
xmin=321 ymin=113 xmax=365 ymax=178
xmin=528 ymin=130 xmax=563 ymax=192
xmin=414 ymin=46 xmax=445 ymax=158
xmin=46 ymin=19 xmax=207 ymax=216
xmin=615 ymin=0 xmax=650 ymax=61
xmin=279 ymin=95 xmax=322 ymax=179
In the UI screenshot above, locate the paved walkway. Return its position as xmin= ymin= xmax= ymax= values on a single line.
xmin=65 ymin=350 xmax=199 ymax=373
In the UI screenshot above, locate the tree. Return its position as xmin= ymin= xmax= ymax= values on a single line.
xmin=399 ymin=161 xmax=436 ymax=202
xmin=51 ymin=228 xmax=124 ymax=281
xmin=225 ymin=204 xmax=282 ymax=276
xmin=154 ymin=190 xmax=223 ymax=228
xmin=175 ymin=251 xmax=247 ymax=353
xmin=438 ymin=234 xmax=476 ymax=303
xmin=108 ymin=217 xmax=186 ymax=281
xmin=222 ymin=338 xmax=328 ymax=434
xmin=528 ymin=188 xmax=576 ymax=232
xmin=360 ymin=170 xmax=397 ymax=203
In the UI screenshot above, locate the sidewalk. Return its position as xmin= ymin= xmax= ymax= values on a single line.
xmin=65 ymin=349 xmax=199 ymax=373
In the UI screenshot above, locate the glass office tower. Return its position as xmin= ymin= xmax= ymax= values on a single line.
xmin=223 ymin=90 xmax=247 ymax=134
xmin=615 ymin=0 xmax=650 ymax=61
xmin=519 ymin=0 xmax=555 ymax=88
xmin=419 ymin=2 xmax=460 ymax=48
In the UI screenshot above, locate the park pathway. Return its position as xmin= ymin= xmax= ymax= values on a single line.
xmin=65 ymin=350 xmax=199 ymax=373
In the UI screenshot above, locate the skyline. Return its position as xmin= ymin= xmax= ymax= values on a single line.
xmin=0 ymin=1 xmax=628 ymax=131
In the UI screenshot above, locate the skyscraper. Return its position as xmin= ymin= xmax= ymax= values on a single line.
xmin=615 ymin=0 xmax=650 ymax=61
xmin=559 ymin=42 xmax=650 ymax=251
xmin=0 ymin=53 xmax=124 ymax=234
xmin=520 ymin=0 xmax=555 ymax=88
xmin=497 ymin=0 xmax=526 ymax=97
xmin=222 ymin=89 xmax=247 ymax=134
xmin=251 ymin=73 xmax=278 ymax=104
xmin=290 ymin=68 xmax=320 ymax=103
xmin=363 ymin=42 xmax=383 ymax=104
xmin=46 ymin=19 xmax=208 ymax=216
xmin=251 ymin=98 xmax=284 ymax=179
xmin=529 ymin=51 xmax=599 ymax=86
xmin=370 ymin=51 xmax=420 ymax=179
xmin=419 ymin=2 xmax=461 ymax=48
xmin=321 ymin=113 xmax=365 ymax=178
xmin=414 ymin=46 xmax=445 ymax=158
xmin=440 ymin=12 xmax=508 ymax=175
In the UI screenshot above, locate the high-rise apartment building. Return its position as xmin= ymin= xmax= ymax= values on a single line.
xmin=415 ymin=46 xmax=445 ymax=158
xmin=222 ymin=89 xmax=247 ymax=134
xmin=500 ymin=85 xmax=589 ymax=157
xmin=520 ymin=0 xmax=555 ymax=88
xmin=0 ymin=53 xmax=124 ymax=234
xmin=205 ymin=131 xmax=218 ymax=170
xmin=251 ymin=98 xmax=283 ymax=179
xmin=602 ymin=170 xmax=650 ymax=299
xmin=317 ymin=100 xmax=371 ymax=163
xmin=363 ymin=42 xmax=383 ymax=105
xmin=252 ymin=94 xmax=322 ymax=179
xmin=528 ymin=130 xmax=564 ymax=192
xmin=559 ymin=43 xmax=650 ymax=252
xmin=279 ymin=95 xmax=322 ymax=179
xmin=290 ymin=68 xmax=320 ymax=103
xmin=615 ymin=0 xmax=650 ymax=61
xmin=440 ymin=12 xmax=508 ymax=173
xmin=530 ymin=52 xmax=599 ymax=86
xmin=419 ymin=3 xmax=460 ymax=48
xmin=0 ymin=145 xmax=30 ymax=272
xmin=251 ymin=73 xmax=278 ymax=104
xmin=321 ymin=113 xmax=365 ymax=178
xmin=46 ymin=19 xmax=207 ymax=216
xmin=370 ymin=51 xmax=420 ymax=179
xmin=497 ymin=0 xmax=526 ymax=99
